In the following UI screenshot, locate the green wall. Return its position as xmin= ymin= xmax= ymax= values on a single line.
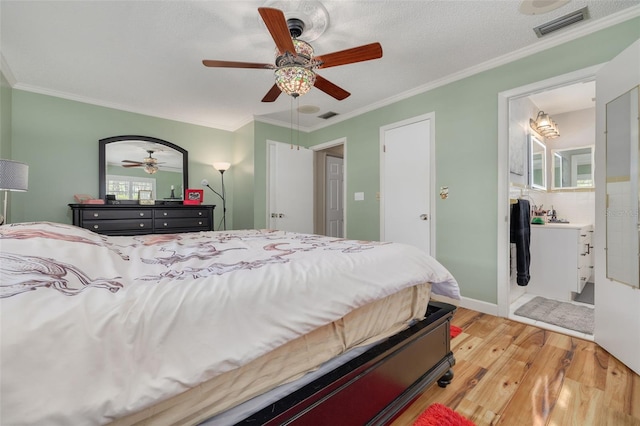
xmin=231 ymin=121 xmax=255 ymax=230
xmin=10 ymin=91 xmax=236 ymax=226
xmin=301 ymin=18 xmax=640 ymax=303
xmin=1 ymin=72 xmax=11 ymax=159
xmin=4 ymin=16 xmax=639 ymax=306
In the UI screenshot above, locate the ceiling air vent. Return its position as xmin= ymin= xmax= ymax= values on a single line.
xmin=533 ymin=7 xmax=590 ymax=38
xmin=318 ymin=111 xmax=339 ymax=120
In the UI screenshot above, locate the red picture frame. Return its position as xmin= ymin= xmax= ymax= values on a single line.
xmin=183 ymin=189 xmax=203 ymax=205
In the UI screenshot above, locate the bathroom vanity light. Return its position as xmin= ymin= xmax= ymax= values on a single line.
xmin=531 ymin=111 xmax=560 ymax=139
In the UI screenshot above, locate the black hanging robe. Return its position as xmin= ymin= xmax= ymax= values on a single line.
xmin=510 ymin=199 xmax=531 ymax=286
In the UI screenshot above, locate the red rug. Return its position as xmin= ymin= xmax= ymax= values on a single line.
xmin=450 ymin=325 xmax=462 ymax=338
xmin=413 ymin=403 xmax=475 ymax=426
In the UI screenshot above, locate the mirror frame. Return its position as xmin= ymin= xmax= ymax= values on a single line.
xmin=99 ymin=135 xmax=189 ymax=202
xmin=605 ymin=86 xmax=639 ymax=288
xmin=551 ymin=145 xmax=595 ymax=190
xmin=530 ymin=134 xmax=546 ymax=190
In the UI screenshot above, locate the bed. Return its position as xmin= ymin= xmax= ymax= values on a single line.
xmin=0 ymin=221 xmax=460 ymax=425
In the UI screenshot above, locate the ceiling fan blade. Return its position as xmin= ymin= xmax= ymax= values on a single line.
xmin=262 ymin=84 xmax=282 ymax=103
xmin=122 ymin=160 xmax=143 ymax=164
xmin=258 ymin=7 xmax=296 ymax=56
xmin=122 ymin=164 xmax=142 ymax=168
xmin=202 ymin=60 xmax=274 ymax=69
xmin=315 ymin=42 xmax=383 ymax=69
xmin=314 ymin=75 xmax=350 ymax=100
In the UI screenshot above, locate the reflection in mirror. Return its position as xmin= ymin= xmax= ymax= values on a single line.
xmin=552 ymin=146 xmax=594 ymax=189
xmin=530 ymin=135 xmax=546 ymax=190
xmin=605 ymin=86 xmax=639 ymax=288
xmin=99 ymin=136 xmax=188 ymax=203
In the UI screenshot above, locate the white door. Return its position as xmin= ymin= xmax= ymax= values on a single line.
xmin=380 ymin=114 xmax=434 ymax=255
xmin=594 ymin=40 xmax=640 ymax=375
xmin=267 ymin=140 xmax=314 ymax=233
xmin=325 ymin=156 xmax=344 ymax=238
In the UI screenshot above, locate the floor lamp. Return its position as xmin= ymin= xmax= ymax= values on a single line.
xmin=0 ymin=159 xmax=29 ymax=225
xmin=201 ymin=162 xmax=230 ymax=230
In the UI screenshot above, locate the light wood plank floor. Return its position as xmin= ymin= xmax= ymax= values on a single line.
xmin=391 ymin=307 xmax=640 ymax=426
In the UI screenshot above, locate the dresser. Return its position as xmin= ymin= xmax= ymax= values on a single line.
xmin=69 ymin=204 xmax=215 ymax=236
xmin=528 ymin=223 xmax=594 ymax=301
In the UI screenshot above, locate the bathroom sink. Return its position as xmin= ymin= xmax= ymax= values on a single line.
xmin=547 ymin=218 xmax=570 ymax=223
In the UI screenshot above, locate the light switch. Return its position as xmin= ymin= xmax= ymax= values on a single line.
xmin=354 ymin=192 xmax=365 ymax=201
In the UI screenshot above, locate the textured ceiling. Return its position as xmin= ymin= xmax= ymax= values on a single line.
xmin=1 ymin=1 xmax=639 ymax=132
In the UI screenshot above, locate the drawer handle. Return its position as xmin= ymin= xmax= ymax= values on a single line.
xmin=163 ymin=222 xmax=168 ymax=227
xmin=198 ymin=221 xmax=203 ymax=225
xmin=164 ymin=212 xmax=168 ymax=216
xmin=93 ymin=213 xmax=99 ymax=218
xmin=93 ymin=225 xmax=99 ymax=229
xmin=139 ymin=223 xmax=145 ymax=227
xmin=198 ymin=212 xmax=203 ymax=216
xmin=139 ymin=213 xmax=145 ymax=217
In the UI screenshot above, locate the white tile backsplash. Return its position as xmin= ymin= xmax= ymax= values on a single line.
xmin=533 ymin=190 xmax=595 ymax=225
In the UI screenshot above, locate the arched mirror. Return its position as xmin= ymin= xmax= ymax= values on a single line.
xmin=99 ymin=135 xmax=188 ymax=203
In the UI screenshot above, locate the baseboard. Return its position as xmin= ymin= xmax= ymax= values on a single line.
xmin=459 ymin=297 xmax=499 ymax=316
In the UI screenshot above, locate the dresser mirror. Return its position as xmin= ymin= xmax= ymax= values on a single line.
xmin=551 ymin=145 xmax=594 ymax=189
xmin=530 ymin=135 xmax=546 ymax=190
xmin=605 ymin=86 xmax=639 ymax=288
xmin=99 ymin=136 xmax=188 ymax=204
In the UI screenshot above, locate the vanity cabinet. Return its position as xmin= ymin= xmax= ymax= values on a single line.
xmin=528 ymin=224 xmax=593 ymax=302
xmin=70 ymin=204 xmax=215 ymax=236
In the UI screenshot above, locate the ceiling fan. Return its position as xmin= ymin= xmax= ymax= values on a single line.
xmin=202 ymin=7 xmax=383 ymax=102
xmin=122 ymin=150 xmax=163 ymax=174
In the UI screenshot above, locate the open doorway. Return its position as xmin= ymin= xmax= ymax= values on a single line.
xmin=497 ymin=65 xmax=600 ymax=339
xmin=312 ymin=138 xmax=346 ymax=237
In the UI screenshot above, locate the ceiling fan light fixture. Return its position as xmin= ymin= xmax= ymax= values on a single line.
xmin=275 ymin=66 xmax=316 ymax=98
xmin=144 ymin=164 xmax=159 ymax=174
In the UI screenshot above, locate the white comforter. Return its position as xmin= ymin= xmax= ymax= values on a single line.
xmin=0 ymin=222 xmax=459 ymax=425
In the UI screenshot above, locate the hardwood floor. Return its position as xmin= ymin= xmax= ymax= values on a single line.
xmin=391 ymin=307 xmax=640 ymax=426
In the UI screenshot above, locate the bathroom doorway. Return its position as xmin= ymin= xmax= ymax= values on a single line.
xmin=498 ymin=66 xmax=599 ymax=339
xmin=312 ymin=138 xmax=346 ymax=238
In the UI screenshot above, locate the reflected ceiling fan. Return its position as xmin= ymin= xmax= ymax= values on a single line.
xmin=122 ymin=150 xmax=163 ymax=174
xmin=202 ymin=7 xmax=383 ymax=102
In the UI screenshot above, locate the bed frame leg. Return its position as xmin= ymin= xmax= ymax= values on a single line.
xmin=437 ymin=369 xmax=454 ymax=388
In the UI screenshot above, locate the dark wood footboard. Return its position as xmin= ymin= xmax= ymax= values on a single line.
xmin=237 ymin=301 xmax=456 ymax=425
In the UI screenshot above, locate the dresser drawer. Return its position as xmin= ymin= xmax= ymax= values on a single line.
xmin=154 ymin=217 xmax=210 ymax=231
xmin=70 ymin=204 xmax=215 ymax=236
xmin=82 ymin=209 xmax=152 ymax=220
xmin=155 ymin=209 xmax=210 ymax=219
xmin=83 ymin=219 xmax=153 ymax=234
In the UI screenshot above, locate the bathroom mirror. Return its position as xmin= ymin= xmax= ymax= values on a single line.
xmin=530 ymin=135 xmax=546 ymax=190
xmin=99 ymin=135 xmax=188 ymax=203
xmin=551 ymin=145 xmax=594 ymax=189
xmin=605 ymin=86 xmax=639 ymax=288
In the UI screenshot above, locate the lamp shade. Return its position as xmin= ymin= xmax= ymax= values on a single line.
xmin=0 ymin=159 xmax=29 ymax=191
xmin=213 ymin=162 xmax=231 ymax=172
xmin=275 ymin=66 xmax=316 ymax=98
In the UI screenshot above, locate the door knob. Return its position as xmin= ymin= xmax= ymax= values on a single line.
xmin=419 ymin=214 xmax=428 ymax=220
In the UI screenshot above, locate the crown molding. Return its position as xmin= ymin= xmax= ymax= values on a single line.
xmin=305 ymin=5 xmax=640 ymax=132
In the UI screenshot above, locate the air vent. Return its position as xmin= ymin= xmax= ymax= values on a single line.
xmin=533 ymin=7 xmax=589 ymax=38
xmin=318 ymin=111 xmax=339 ymax=120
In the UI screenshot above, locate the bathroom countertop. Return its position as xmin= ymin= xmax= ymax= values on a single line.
xmin=531 ymin=222 xmax=592 ymax=230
